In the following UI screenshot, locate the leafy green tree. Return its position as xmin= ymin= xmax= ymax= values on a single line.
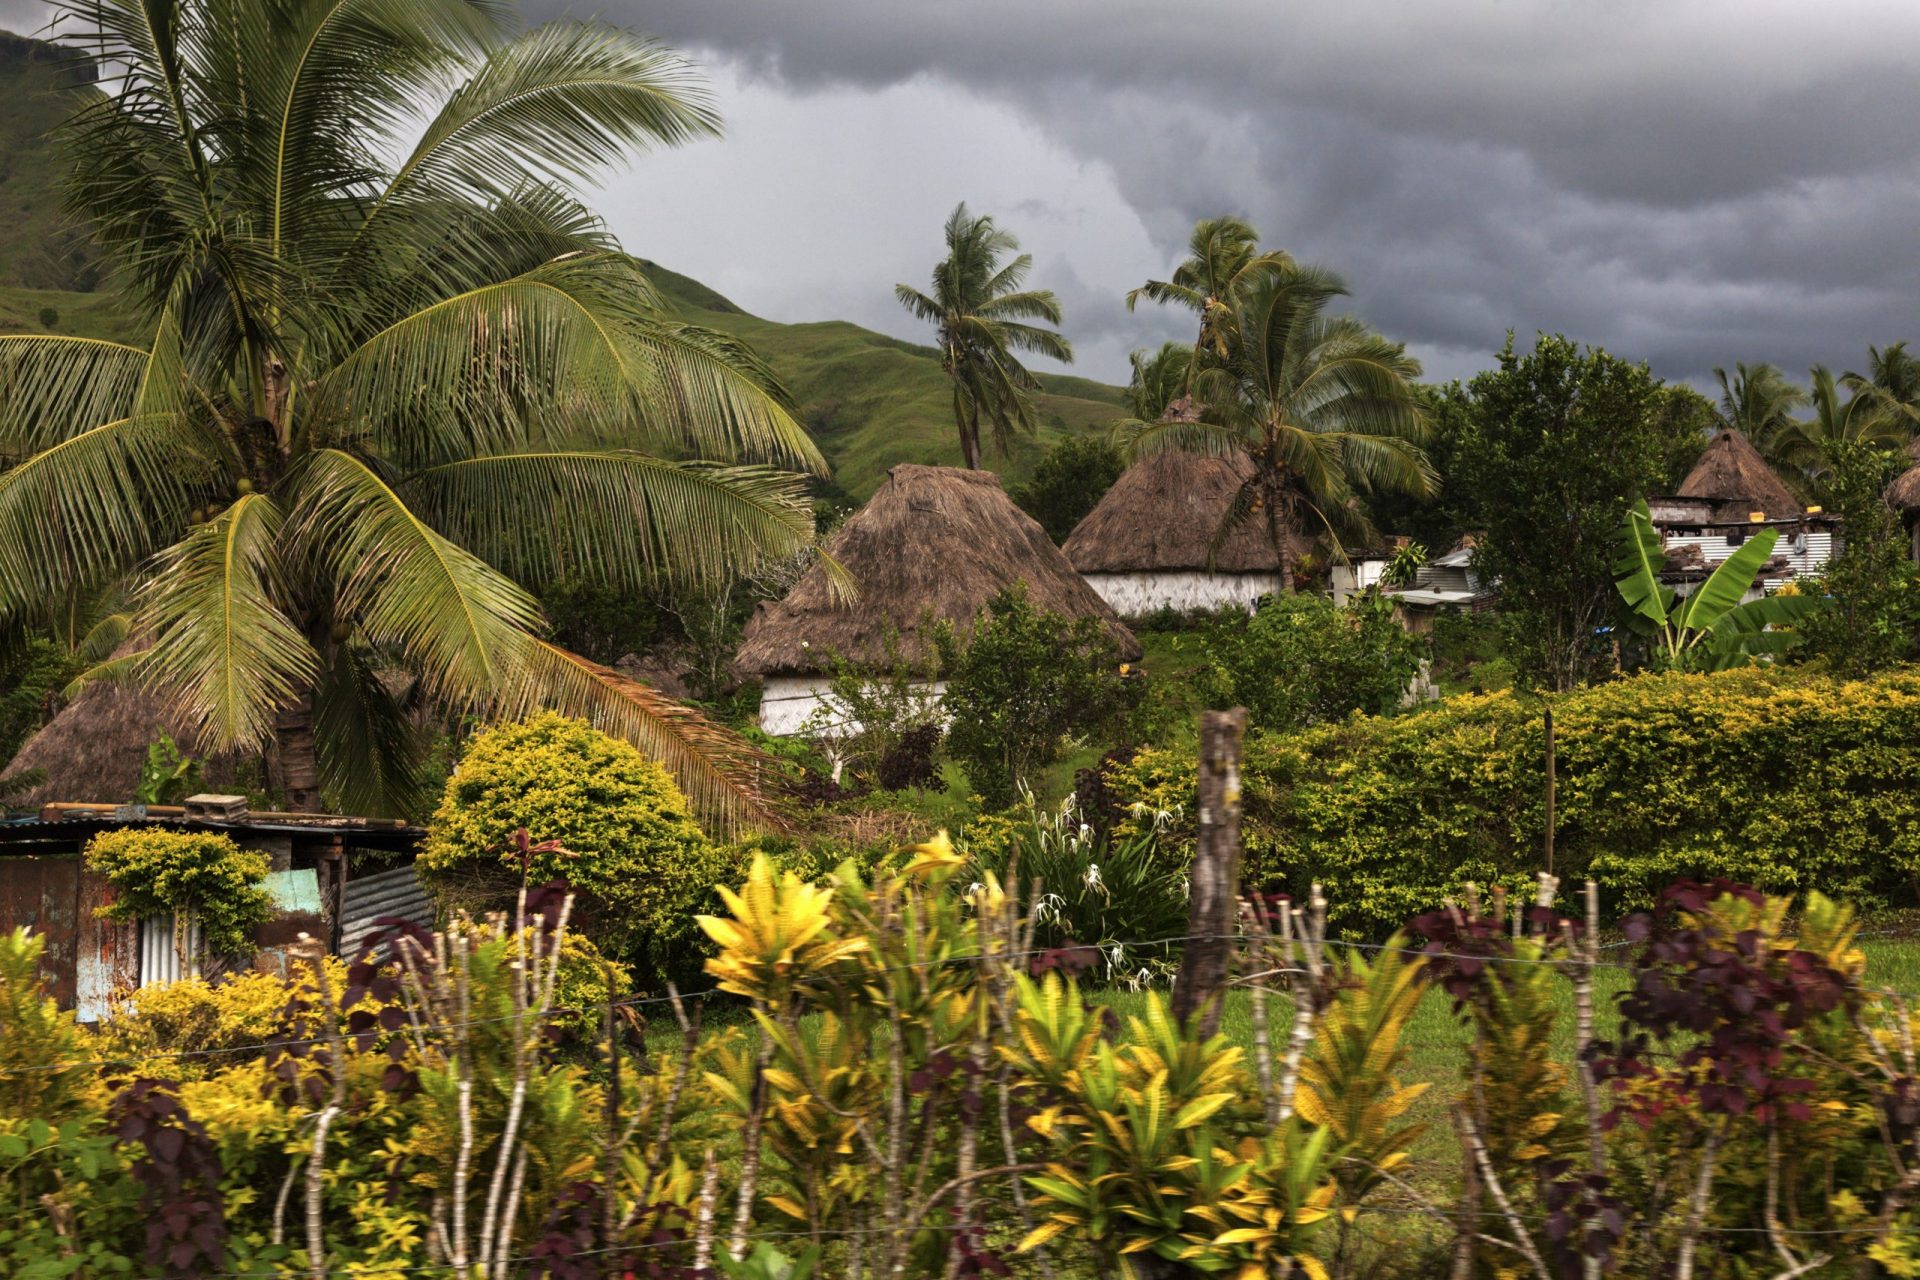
xmin=0 ymin=0 xmax=825 ymax=824
xmin=1845 ymin=341 xmax=1920 ymax=427
xmin=1126 ymin=215 xmax=1292 ymax=382
xmin=1124 ymin=260 xmax=1434 ymax=572
xmin=1012 ymin=434 xmax=1125 ymax=543
xmin=1712 ymin=361 xmax=1807 ymax=443
xmin=934 ymin=585 xmax=1136 ymax=808
xmin=1205 ymin=593 xmax=1421 ymax=734
xmin=1765 ymin=365 xmax=1914 ymax=493
xmin=1452 ymin=333 xmax=1668 ymax=690
xmin=1793 ymin=443 xmax=1920 ymax=674
xmin=895 ymin=203 xmax=1072 ymax=470
xmin=1364 ymin=381 xmax=1475 ymax=550
xmin=1653 ymin=383 xmax=1717 ymax=489
xmin=1614 ymin=500 xmax=1822 ymax=669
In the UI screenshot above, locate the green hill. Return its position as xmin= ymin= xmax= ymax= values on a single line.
xmin=641 ymin=263 xmax=1127 ymax=499
xmin=0 ymin=32 xmax=1127 ymax=495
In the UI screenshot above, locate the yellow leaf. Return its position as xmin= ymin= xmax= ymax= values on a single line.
xmin=1017 ymin=1219 xmax=1072 ymax=1252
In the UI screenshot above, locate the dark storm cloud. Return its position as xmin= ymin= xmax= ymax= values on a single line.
xmin=566 ymin=0 xmax=1920 ymax=386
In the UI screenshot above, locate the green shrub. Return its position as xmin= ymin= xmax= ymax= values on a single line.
xmin=935 ymin=584 xmax=1138 ymax=808
xmin=959 ymin=795 xmax=1190 ymax=984
xmin=1104 ymin=667 xmax=1920 ymax=937
xmin=1204 ymin=592 xmax=1422 ymax=733
xmin=418 ymin=712 xmax=727 ymax=987
xmin=83 ymin=828 xmax=274 ymax=955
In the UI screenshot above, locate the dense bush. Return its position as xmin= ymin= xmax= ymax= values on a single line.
xmin=1011 ymin=434 xmax=1125 ymax=543
xmin=935 ymin=584 xmax=1139 ymax=807
xmin=419 ymin=712 xmax=728 ymax=986
xmin=84 ymin=829 xmax=274 ymax=955
xmin=1101 ymin=666 xmax=1920 ymax=936
xmin=1205 ymin=592 xmax=1422 ymax=733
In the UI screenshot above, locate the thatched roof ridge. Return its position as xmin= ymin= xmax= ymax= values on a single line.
xmin=2 ymin=674 xmax=237 ymax=810
xmin=734 ymin=464 xmax=1140 ymax=678
xmin=1062 ymin=448 xmax=1301 ymax=574
xmin=1676 ymin=429 xmax=1802 ymax=520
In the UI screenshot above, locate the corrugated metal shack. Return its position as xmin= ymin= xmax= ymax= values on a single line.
xmin=0 ymin=801 xmax=427 ymax=1020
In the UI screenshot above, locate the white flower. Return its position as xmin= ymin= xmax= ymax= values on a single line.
xmin=1084 ymin=863 xmax=1103 ymax=891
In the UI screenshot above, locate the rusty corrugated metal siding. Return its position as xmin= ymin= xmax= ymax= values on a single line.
xmin=0 ymin=854 xmax=136 ymax=1018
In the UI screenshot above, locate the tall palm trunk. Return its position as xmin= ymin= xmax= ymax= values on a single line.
xmin=274 ymin=689 xmax=321 ymax=812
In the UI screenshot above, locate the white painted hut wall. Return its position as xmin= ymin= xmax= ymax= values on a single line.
xmin=1082 ymin=572 xmax=1283 ymax=617
xmin=1662 ymin=529 xmax=1836 ymax=589
xmin=758 ymin=676 xmax=948 ymax=738
xmin=1331 ymin=562 xmax=1389 ymax=605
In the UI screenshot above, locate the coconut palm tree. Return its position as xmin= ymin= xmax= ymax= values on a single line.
xmin=0 ymin=0 xmax=830 ymax=826
xmin=1712 ymin=362 xmax=1807 ymax=442
xmin=895 ymin=203 xmax=1073 ymax=470
xmin=1127 ymin=215 xmax=1293 ymax=384
xmin=1123 ymin=341 xmax=1192 ymax=422
xmin=1120 ymin=261 xmax=1435 ymax=577
xmin=1765 ymin=365 xmax=1916 ymax=491
xmin=1843 ymin=341 xmax=1920 ymax=429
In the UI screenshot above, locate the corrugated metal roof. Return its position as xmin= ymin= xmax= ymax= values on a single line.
xmin=339 ymin=864 xmax=434 ymax=959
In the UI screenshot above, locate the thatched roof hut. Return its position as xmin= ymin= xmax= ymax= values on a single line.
xmin=1064 ymin=449 xmax=1299 ymax=574
xmin=1676 ymin=429 xmax=1803 ymax=520
xmin=1886 ymin=440 xmax=1920 ymax=514
xmin=735 ymin=464 xmax=1140 ymax=733
xmin=1061 ymin=449 xmax=1301 ymax=616
xmin=2 ymin=676 xmax=233 ymax=810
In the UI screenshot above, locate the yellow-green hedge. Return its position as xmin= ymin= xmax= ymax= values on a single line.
xmin=1105 ymin=668 xmax=1920 ymax=937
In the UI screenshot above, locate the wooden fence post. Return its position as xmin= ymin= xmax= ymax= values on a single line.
xmin=1171 ymin=707 xmax=1248 ymax=1037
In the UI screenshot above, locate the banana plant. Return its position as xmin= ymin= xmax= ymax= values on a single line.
xmin=1613 ymin=500 xmax=1824 ymax=670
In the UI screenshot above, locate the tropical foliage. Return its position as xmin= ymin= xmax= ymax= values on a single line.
xmin=1613 ymin=499 xmax=1823 ymax=669
xmin=1204 ymin=592 xmax=1422 ymax=733
xmin=83 ymin=828 xmax=273 ymax=955
xmin=0 ymin=0 xmax=825 ymax=826
xmin=1098 ymin=665 xmax=1920 ymax=937
xmin=418 ymin=712 xmax=728 ymax=986
xmin=1124 ymin=240 xmax=1434 ymax=569
xmin=895 ymin=203 xmax=1073 ymax=469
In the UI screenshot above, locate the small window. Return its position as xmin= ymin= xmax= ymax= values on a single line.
xmin=1726 ymin=530 xmax=1747 ymax=547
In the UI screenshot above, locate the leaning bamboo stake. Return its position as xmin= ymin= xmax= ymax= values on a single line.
xmin=1246 ymin=898 xmax=1280 ymax=1129
xmin=1457 ymin=1106 xmax=1553 ymax=1280
xmin=450 ymin=921 xmax=476 ymax=1274
xmin=1674 ymin=1122 xmax=1726 ymax=1280
xmin=727 ymin=1011 xmax=773 ymax=1256
xmin=477 ymin=897 xmax=533 ymax=1273
xmin=1274 ymin=885 xmax=1326 ymax=1123
xmin=692 ymin=1149 xmax=721 ymax=1273
xmin=304 ymin=940 xmax=349 ymax=1280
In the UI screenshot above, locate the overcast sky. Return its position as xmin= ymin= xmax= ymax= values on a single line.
xmin=13 ymin=1 xmax=1920 ymax=388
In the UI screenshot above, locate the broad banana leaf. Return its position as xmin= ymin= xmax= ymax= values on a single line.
xmin=1613 ymin=500 xmax=1676 ymax=629
xmin=1673 ymin=526 xmax=1780 ymax=637
xmin=1702 ymin=592 xmax=1825 ymax=668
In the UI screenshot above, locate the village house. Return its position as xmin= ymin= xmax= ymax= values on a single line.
xmin=1649 ymin=429 xmax=1836 ymax=597
xmin=734 ymin=463 xmax=1140 ymax=735
xmin=0 ymin=676 xmax=428 ymax=1017
xmin=1062 ymin=448 xmax=1302 ymax=616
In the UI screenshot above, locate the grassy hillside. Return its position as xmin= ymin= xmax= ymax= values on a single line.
xmin=0 ymin=33 xmax=139 ymax=342
xmin=642 ymin=263 xmax=1127 ymax=500
xmin=0 ymin=30 xmax=1127 ymax=494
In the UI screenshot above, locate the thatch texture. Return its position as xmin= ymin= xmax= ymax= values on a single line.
xmin=1888 ymin=463 xmax=1920 ymax=513
xmin=1062 ymin=448 xmax=1303 ymax=573
xmin=1676 ymin=429 xmax=1803 ymax=520
xmin=734 ymin=464 xmax=1141 ymax=677
xmin=2 ymin=675 xmax=236 ymax=809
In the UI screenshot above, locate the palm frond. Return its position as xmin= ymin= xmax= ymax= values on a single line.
xmin=313 ymin=641 xmax=429 ymax=819
xmin=290 ymin=449 xmax=544 ymax=706
xmin=406 ymin=451 xmax=819 ymax=594
xmin=0 ymin=412 xmax=205 ymax=616
xmin=135 ymin=494 xmax=319 ymax=749
xmin=0 ymin=335 xmax=154 ymax=452
xmin=366 ymin=21 xmax=719 ymax=224
xmin=505 ymin=640 xmax=789 ymax=835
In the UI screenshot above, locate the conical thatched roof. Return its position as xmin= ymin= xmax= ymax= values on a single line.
xmin=1677 ymin=429 xmax=1802 ymax=520
xmin=2 ymin=675 xmax=233 ymax=809
xmin=734 ymin=464 xmax=1141 ymax=678
xmin=1888 ymin=463 xmax=1920 ymax=513
xmin=1062 ymin=449 xmax=1304 ymax=574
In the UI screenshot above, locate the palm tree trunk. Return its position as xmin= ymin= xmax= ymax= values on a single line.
xmin=274 ymin=688 xmax=321 ymax=812
xmin=960 ymin=405 xmax=981 ymax=470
